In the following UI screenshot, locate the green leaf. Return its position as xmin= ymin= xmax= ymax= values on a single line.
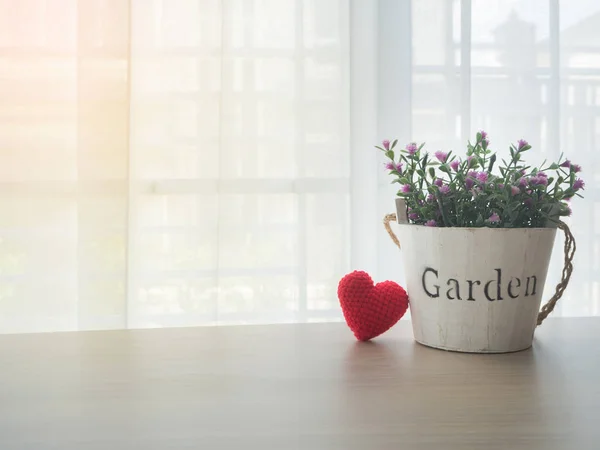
xmin=391 ymin=139 xmax=398 ymax=149
xmin=416 ymin=169 xmax=425 ymax=177
xmin=428 ymin=167 xmax=436 ymax=178
xmin=488 ymin=154 xmax=497 ymax=173
xmin=385 ymin=150 xmax=394 ymax=160
xmin=375 ymin=146 xmax=384 ymax=151
xmin=549 ymin=163 xmax=559 ymax=170
xmin=399 ymin=177 xmax=409 ymax=184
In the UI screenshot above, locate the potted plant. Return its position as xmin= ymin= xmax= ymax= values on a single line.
xmin=379 ymin=132 xmax=582 ymax=353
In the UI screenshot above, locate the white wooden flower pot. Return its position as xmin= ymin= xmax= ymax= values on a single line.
xmin=388 ymin=200 xmax=573 ymax=353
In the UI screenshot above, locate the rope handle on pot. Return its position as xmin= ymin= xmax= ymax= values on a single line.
xmin=382 ymin=214 xmax=576 ymax=326
xmin=536 ymin=221 xmax=575 ymax=326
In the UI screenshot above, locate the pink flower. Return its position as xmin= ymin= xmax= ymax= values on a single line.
xmin=530 ymin=176 xmax=548 ymax=186
xmin=497 ymin=183 xmax=504 ymax=189
xmin=480 ymin=130 xmax=488 ymax=140
xmin=425 ymin=220 xmax=437 ymax=227
xmin=435 ymin=151 xmax=448 ymax=163
xmin=560 ymin=160 xmax=571 ymax=168
xmin=467 ymin=156 xmax=475 ymax=168
xmin=467 ymin=170 xmax=477 ymax=179
xmin=511 ymin=186 xmax=520 ymax=196
xmin=573 ymin=178 xmax=585 ymax=191
xmin=524 ymin=198 xmax=534 ymax=208
xmin=450 ymin=160 xmax=460 ymax=171
xmin=383 ymin=140 xmax=390 ymax=150
xmin=465 ymin=178 xmax=474 ymax=190
xmin=537 ymin=171 xmax=547 ymax=178
xmin=487 ymin=213 xmax=500 ymax=223
xmin=400 ymin=184 xmax=411 ymax=193
xmin=406 ymin=142 xmax=418 ymax=155
xmin=518 ymin=177 xmax=528 ymax=187
xmin=426 ymin=193 xmax=435 ymax=203
xmin=571 ymin=164 xmax=582 ymax=173
xmin=439 ymin=185 xmax=450 ymax=195
xmin=564 ymin=205 xmax=572 ymax=216
xmin=476 ymin=172 xmax=488 ymax=183
xmin=385 ymin=161 xmax=403 ymax=173
xmin=434 ymin=178 xmax=443 ymax=187
xmin=408 ymin=212 xmax=419 ymax=220
xmin=517 ymin=139 xmax=528 ymax=151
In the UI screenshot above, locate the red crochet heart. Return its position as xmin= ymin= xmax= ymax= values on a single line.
xmin=338 ymin=271 xmax=409 ymax=341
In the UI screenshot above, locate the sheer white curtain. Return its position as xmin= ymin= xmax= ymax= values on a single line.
xmin=0 ymin=0 xmax=350 ymax=333
xmin=0 ymin=0 xmax=597 ymax=334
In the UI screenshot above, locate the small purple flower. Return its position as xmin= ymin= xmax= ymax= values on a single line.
xmin=511 ymin=185 xmax=520 ymax=196
xmin=408 ymin=212 xmax=419 ymax=221
xmin=497 ymin=183 xmax=504 ymax=190
xmin=434 ymin=178 xmax=443 ymax=187
xmin=435 ymin=151 xmax=448 ymax=163
xmin=571 ymin=164 xmax=582 ymax=173
xmin=529 ymin=176 xmax=548 ymax=187
xmin=400 ymin=184 xmax=411 ymax=193
xmin=573 ymin=178 xmax=585 ymax=191
xmin=425 ymin=220 xmax=437 ymax=227
xmin=467 ymin=170 xmax=477 ymax=179
xmin=537 ymin=171 xmax=547 ymax=178
xmin=384 ymin=161 xmax=395 ymax=171
xmin=439 ymin=185 xmax=450 ymax=195
xmin=467 ymin=156 xmax=475 ymax=168
xmin=560 ymin=160 xmax=571 ymax=168
xmin=518 ymin=177 xmax=528 ymax=187
xmin=394 ymin=162 xmax=403 ymax=173
xmin=476 ymin=172 xmax=488 ymax=183
xmin=465 ymin=178 xmax=474 ymax=190
xmin=517 ymin=139 xmax=528 ymax=151
xmin=480 ymin=130 xmax=488 ymax=140
xmin=564 ymin=205 xmax=572 ymax=216
xmin=426 ymin=193 xmax=435 ymax=203
xmin=450 ymin=160 xmax=460 ymax=171
xmin=524 ymin=198 xmax=534 ymax=208
xmin=487 ymin=213 xmax=500 ymax=223
xmin=406 ymin=142 xmax=418 ymax=155
xmin=383 ymin=140 xmax=390 ymax=150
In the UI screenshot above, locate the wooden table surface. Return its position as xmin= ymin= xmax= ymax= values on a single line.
xmin=0 ymin=318 xmax=599 ymax=450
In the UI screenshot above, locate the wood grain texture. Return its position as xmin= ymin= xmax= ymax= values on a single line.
xmin=0 ymin=318 xmax=599 ymax=449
